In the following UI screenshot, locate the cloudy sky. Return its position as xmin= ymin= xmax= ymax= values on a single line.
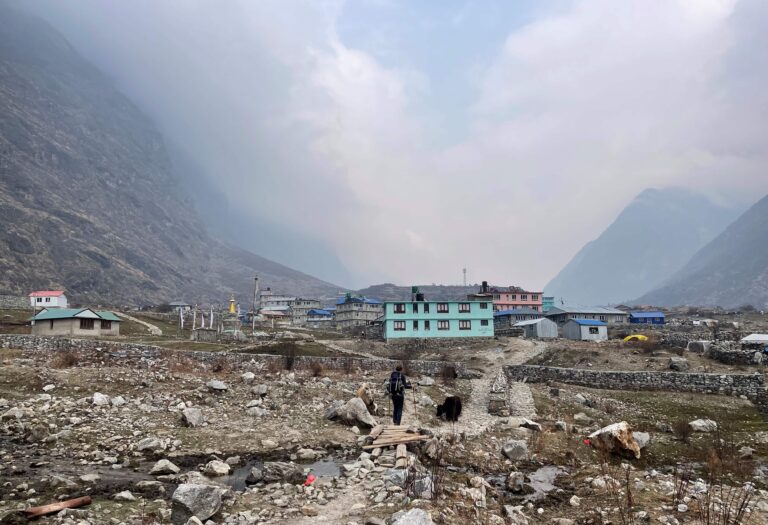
xmin=22 ymin=0 xmax=768 ymax=289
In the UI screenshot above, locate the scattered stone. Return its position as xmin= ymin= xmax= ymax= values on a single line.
xmin=588 ymin=422 xmax=641 ymax=459
xmin=114 ymin=490 xmax=137 ymax=501
xmin=502 ymin=439 xmax=528 ymax=461
xmin=418 ymin=376 xmax=435 ymax=386
xmin=300 ymin=505 xmax=319 ymax=517
xmin=151 ymin=459 xmax=180 ymax=476
xmin=182 ymin=407 xmax=204 ymax=428
xmin=206 ymin=380 xmax=228 ymax=392
xmin=391 ymin=508 xmax=436 ymax=525
xmin=569 ymin=495 xmax=581 ymax=507
xmin=111 ymin=395 xmax=126 ymax=407
xmin=42 ymin=384 xmax=55 ymax=392
xmin=668 ymin=357 xmax=689 ymax=371
xmin=241 ymin=372 xmax=255 ymax=384
xmin=262 ymin=461 xmax=304 ymax=484
xmin=573 ymin=412 xmax=592 ymax=425
xmin=171 ymin=484 xmax=222 ymax=525
xmin=633 ymin=431 xmax=651 ymax=450
xmin=506 ymin=472 xmax=525 ymax=492
xmin=92 ymin=392 xmax=110 ymax=406
xmin=202 ymin=460 xmax=230 ymax=477
xmin=689 ymin=419 xmax=717 ymax=433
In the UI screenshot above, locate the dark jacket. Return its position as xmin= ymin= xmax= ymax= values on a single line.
xmin=388 ymin=371 xmax=412 ymax=397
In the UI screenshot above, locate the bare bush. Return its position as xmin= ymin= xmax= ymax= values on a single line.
xmin=672 ymin=420 xmax=693 ymax=443
xmin=210 ymin=355 xmax=231 ymax=373
xmin=284 ymin=344 xmax=296 ymax=371
xmin=310 ymin=362 xmax=324 ymax=377
xmin=51 ymin=351 xmax=79 ymax=369
xmin=440 ymin=364 xmax=457 ymax=385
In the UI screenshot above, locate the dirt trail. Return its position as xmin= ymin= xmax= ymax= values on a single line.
xmin=284 ymin=484 xmax=369 ymax=524
xmin=318 ymin=340 xmax=379 ymax=359
xmin=118 ymin=312 xmax=162 ymax=336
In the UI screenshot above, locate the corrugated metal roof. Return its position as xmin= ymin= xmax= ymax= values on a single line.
xmin=568 ymin=319 xmax=607 ymax=326
xmin=31 ymin=308 xmax=119 ymax=321
xmin=308 ymin=309 xmax=333 ymax=317
xmin=97 ymin=311 xmax=122 ymax=322
xmin=742 ymin=334 xmax=768 ymax=343
xmin=514 ymin=319 xmax=548 ymax=327
xmin=495 ymin=308 xmax=542 ymax=317
xmin=547 ymin=304 xmax=626 ymax=315
xmin=629 ymin=311 xmax=665 ymax=318
xmin=29 ymin=290 xmax=65 ymax=297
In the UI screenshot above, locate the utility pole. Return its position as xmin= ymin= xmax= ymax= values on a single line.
xmin=252 ymin=276 xmax=259 ymax=334
xmin=463 ymin=267 xmax=467 ymax=287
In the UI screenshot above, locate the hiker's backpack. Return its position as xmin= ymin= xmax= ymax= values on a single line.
xmin=386 ymin=372 xmax=405 ymax=396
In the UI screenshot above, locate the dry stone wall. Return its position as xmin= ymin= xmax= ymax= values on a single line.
xmin=0 ymin=335 xmax=468 ymax=378
xmin=504 ymin=364 xmax=768 ymax=414
xmin=0 ymin=296 xmax=28 ymax=309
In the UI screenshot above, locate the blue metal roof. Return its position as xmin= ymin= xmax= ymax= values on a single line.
xmin=629 ymin=311 xmax=665 ymax=318
xmin=308 ymin=309 xmax=333 ymax=317
xmin=569 ymin=319 xmax=607 ymax=326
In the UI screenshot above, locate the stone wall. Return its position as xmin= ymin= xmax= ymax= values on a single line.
xmin=707 ymin=341 xmax=764 ymax=365
xmin=504 ymin=364 xmax=767 ymax=402
xmin=0 ymin=335 xmax=468 ymax=378
xmin=0 ymin=296 xmax=28 ymax=309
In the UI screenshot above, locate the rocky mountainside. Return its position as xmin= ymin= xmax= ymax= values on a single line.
xmin=0 ymin=6 xmax=340 ymax=305
xmin=635 ymin=193 xmax=768 ymax=308
xmin=545 ymin=188 xmax=739 ymax=305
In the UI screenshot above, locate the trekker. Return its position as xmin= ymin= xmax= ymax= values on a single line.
xmin=387 ymin=365 xmax=412 ymax=425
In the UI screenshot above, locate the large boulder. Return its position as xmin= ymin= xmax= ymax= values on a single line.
xmin=202 ymin=460 xmax=230 ymax=477
xmin=171 ymin=484 xmax=222 ymax=525
xmin=391 ymin=509 xmax=436 ymax=525
xmin=151 ymin=459 xmax=180 ymax=476
xmin=588 ymin=422 xmax=641 ymax=459
xmin=335 ymin=397 xmax=376 ymax=428
xmin=262 ymin=462 xmax=304 ymax=484
xmin=668 ymin=357 xmax=689 ymax=372
xmin=92 ymin=393 xmax=110 ymax=406
xmin=689 ymin=419 xmax=717 ymax=433
xmin=632 ymin=432 xmax=651 ymax=450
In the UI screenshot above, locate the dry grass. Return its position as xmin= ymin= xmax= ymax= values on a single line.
xmin=51 ymin=351 xmax=79 ymax=368
xmin=310 ymin=362 xmax=324 ymax=377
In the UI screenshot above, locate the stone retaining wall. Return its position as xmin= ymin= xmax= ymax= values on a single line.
xmin=504 ymin=364 xmax=768 ymax=412
xmin=707 ymin=341 xmax=764 ymax=365
xmin=0 ymin=335 xmax=467 ymax=378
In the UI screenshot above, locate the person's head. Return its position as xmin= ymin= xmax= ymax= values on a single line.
xmin=395 ymin=365 xmax=403 ymax=372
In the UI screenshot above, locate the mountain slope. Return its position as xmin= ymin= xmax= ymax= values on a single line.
xmin=635 ymin=194 xmax=768 ymax=308
xmin=545 ymin=188 xmax=739 ymax=305
xmin=0 ymin=5 xmax=340 ymax=305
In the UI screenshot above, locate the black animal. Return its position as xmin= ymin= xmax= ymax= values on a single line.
xmin=436 ymin=396 xmax=462 ymax=422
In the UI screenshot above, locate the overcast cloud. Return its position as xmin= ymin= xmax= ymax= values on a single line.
xmin=21 ymin=0 xmax=768 ymax=289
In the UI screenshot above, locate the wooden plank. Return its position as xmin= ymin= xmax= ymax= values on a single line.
xmin=396 ymin=444 xmax=407 ymax=459
xmin=363 ymin=436 xmax=429 ymax=449
xmin=369 ymin=425 xmax=384 ymax=439
xmin=25 ymin=497 xmax=92 ymax=518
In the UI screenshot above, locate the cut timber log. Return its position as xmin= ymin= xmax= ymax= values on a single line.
xmin=370 ymin=447 xmax=382 ymax=458
xmin=369 ymin=425 xmax=384 ymax=439
xmin=25 ymin=496 xmax=92 ymax=518
xmin=362 ymin=435 xmax=429 ymax=450
xmin=396 ymin=444 xmax=407 ymax=459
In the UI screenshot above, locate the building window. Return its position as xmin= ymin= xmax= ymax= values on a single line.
xmin=480 ymin=319 xmax=489 ymax=326
xmin=493 ymin=294 xmax=500 ymax=300
xmin=80 ymin=319 xmax=94 ymax=330
xmin=480 ymin=302 xmax=488 ymax=309
xmin=45 ymin=297 xmax=50 ymax=303
xmin=394 ymin=303 xmax=406 ymax=314
xmin=424 ymin=320 xmax=430 ymax=330
xmin=424 ymin=303 xmax=430 ymax=313
xmin=459 ymin=320 xmax=471 ymax=330
xmin=437 ymin=320 xmax=450 ymax=330
xmin=36 ymin=298 xmax=42 ymax=303
xmin=599 ymin=315 xmax=606 ymax=321
xmin=394 ymin=321 xmax=406 ymax=331
xmin=101 ymin=320 xmax=112 ymax=330
xmin=510 ymin=295 xmax=516 ymax=301
xmin=412 ymin=303 xmax=419 ymax=314
xmin=459 ymin=303 xmax=471 ymax=313
xmin=589 ymin=327 xmax=599 ymax=334
xmin=412 ymin=320 xmax=418 ymax=330
xmin=49 ymin=320 xmax=54 ymax=329
xmin=521 ymin=295 xmax=528 ymax=301
xmin=437 ymin=303 xmax=449 ymax=313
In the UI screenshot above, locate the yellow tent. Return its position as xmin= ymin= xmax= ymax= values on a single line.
xmin=624 ymin=334 xmax=648 ymax=342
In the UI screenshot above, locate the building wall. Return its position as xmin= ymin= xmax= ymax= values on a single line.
xmin=630 ymin=316 xmax=665 ymax=325
xmin=336 ymin=302 xmax=383 ymax=330
xmin=542 ymin=297 xmax=555 ymax=313
xmin=522 ymin=319 xmax=558 ymax=339
xmin=383 ymin=300 xmax=494 ymax=340
xmin=31 ymin=318 xmax=120 ymax=337
xmin=30 ymin=295 xmax=68 ymax=308
xmin=548 ymin=312 xmax=627 ymax=325
xmin=563 ymin=321 xmax=607 ymax=341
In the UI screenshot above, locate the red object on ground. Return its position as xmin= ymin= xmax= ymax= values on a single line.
xmin=583 ymin=439 xmax=591 ymax=446
xmin=304 ymin=473 xmax=316 ymax=486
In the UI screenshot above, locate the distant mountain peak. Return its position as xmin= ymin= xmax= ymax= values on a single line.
xmin=544 ymin=187 xmax=741 ymax=305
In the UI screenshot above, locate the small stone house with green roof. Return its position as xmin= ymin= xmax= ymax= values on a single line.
xmin=30 ymin=308 xmax=121 ymax=337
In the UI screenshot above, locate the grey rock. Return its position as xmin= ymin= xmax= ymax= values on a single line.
xmin=669 ymin=357 xmax=689 ymax=372
xmin=252 ymin=384 xmax=269 ymax=396
xmin=202 ymin=460 xmax=230 ymax=477
xmin=633 ymin=432 xmax=651 ymax=450
xmin=391 ymin=509 xmax=435 ymax=525
xmin=241 ymin=372 xmax=255 ymax=384
xmin=337 ymin=397 xmax=376 ymax=428
xmin=262 ymin=461 xmax=304 ymax=484
xmin=502 ymin=440 xmax=528 ymax=461
xmin=689 ymin=419 xmax=717 ymax=432
xmin=206 ymin=380 xmax=228 ymax=392
xmin=151 ymin=459 xmax=180 ymax=476
xmin=114 ymin=490 xmax=137 ymax=501
xmin=137 ymin=437 xmax=163 ymax=451
xmin=418 ymin=376 xmax=435 ymax=386
xmin=245 ymin=467 xmax=263 ymax=484
xmin=506 ymin=472 xmax=525 ymax=492
xmin=182 ymin=407 xmax=204 ymax=428
xmin=92 ymin=392 xmax=110 ymax=406
xmin=573 ymin=412 xmax=592 ymax=425
xmin=171 ymin=484 xmax=222 ymax=525
xmin=111 ymin=395 xmax=126 ymax=407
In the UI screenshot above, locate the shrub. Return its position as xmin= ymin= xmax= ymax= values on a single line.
xmin=310 ymin=362 xmax=324 ymax=377
xmin=672 ymin=420 xmax=693 ymax=443
xmin=284 ymin=344 xmax=296 ymax=370
xmin=440 ymin=364 xmax=457 ymax=385
xmin=51 ymin=351 xmax=79 ymax=369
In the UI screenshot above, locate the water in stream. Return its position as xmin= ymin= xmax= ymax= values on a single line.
xmin=220 ymin=457 xmax=343 ymax=491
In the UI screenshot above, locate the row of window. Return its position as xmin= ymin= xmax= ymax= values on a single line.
xmin=75 ymin=319 xmax=111 ymax=330
xmin=392 ymin=319 xmax=489 ymax=331
xmin=492 ymin=305 xmax=540 ymax=312
xmin=35 ymin=297 xmax=54 ymax=303
xmin=392 ymin=302 xmax=488 ymax=314
xmin=492 ymin=294 xmax=539 ymax=301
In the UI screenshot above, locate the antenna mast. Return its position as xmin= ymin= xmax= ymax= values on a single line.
xmin=463 ymin=267 xmax=467 ymax=287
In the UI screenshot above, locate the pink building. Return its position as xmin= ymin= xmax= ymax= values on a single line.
xmin=468 ymin=283 xmax=543 ymax=312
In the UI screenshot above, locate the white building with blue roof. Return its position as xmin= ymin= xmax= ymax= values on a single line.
xmin=563 ymin=319 xmax=608 ymax=341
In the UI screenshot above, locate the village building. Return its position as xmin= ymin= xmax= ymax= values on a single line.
xmin=629 ymin=311 xmax=666 ymax=325
xmin=305 ymin=308 xmax=335 ymax=329
xmin=514 ymin=318 xmax=559 ymax=339
xmin=468 ymin=281 xmax=543 ymax=312
xmin=259 ymin=289 xmax=296 ymax=308
xmin=30 ymin=308 xmax=121 ymax=337
xmin=335 ymin=295 xmax=384 ymax=331
xmin=29 ymin=290 xmax=68 ymax=309
xmin=546 ymin=305 xmax=628 ymax=325
xmin=563 ymin=319 xmax=608 ymax=341
xmin=382 ymin=299 xmax=493 ymax=340
xmin=542 ymin=296 xmax=555 ymax=312
xmin=167 ymin=301 xmax=191 ymax=313
xmin=290 ymin=298 xmax=323 ymax=326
